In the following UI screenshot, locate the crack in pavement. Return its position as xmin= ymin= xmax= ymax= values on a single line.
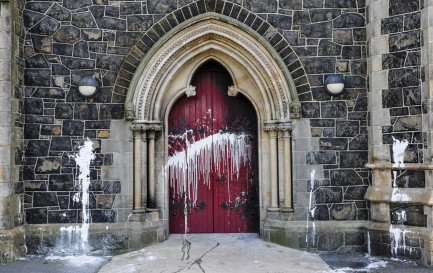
xmin=175 ymin=243 xmax=220 ymax=273
xmin=181 ymin=237 xmax=192 ymax=261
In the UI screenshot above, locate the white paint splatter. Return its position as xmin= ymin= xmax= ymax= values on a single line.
xmin=392 ymin=171 xmax=398 ymax=188
xmin=167 ymin=132 xmax=253 ymax=203
xmin=392 ymin=137 xmax=409 ymax=168
xmin=391 ymin=188 xmax=411 ymax=202
xmin=146 ymin=256 xmax=157 ymax=261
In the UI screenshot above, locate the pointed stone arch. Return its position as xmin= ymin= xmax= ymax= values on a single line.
xmin=114 ymin=3 xmax=310 ymax=120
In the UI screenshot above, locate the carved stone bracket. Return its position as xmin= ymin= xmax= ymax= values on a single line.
xmin=289 ymin=101 xmax=301 ymax=119
xmin=182 ymin=85 xmax=196 ymax=97
xmin=228 ymin=86 xmax=240 ymax=96
xmin=125 ymin=102 xmax=136 ymax=121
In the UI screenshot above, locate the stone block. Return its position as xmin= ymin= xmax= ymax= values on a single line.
xmin=301 ymin=22 xmax=332 ymax=38
xmin=306 ymin=151 xmax=336 ymax=165
xmin=344 ymin=186 xmax=368 ymax=200
xmin=330 ymin=203 xmax=356 ymax=220
xmin=24 ymin=69 xmax=51 ymax=86
xmin=315 ymin=187 xmax=342 ymax=203
xmin=321 ymin=101 xmax=347 ymax=118
xmin=393 ymin=115 xmax=422 ymax=132
xmin=340 ymin=152 xmax=368 ymax=168
xmin=99 ymin=104 xmax=124 ymax=120
xmin=389 ymin=0 xmax=419 ymax=16
xmin=389 ymin=30 xmax=421 ymax=52
xmin=25 ymin=140 xmax=49 ymax=157
xmin=349 ymin=134 xmax=368 ymax=150
xmin=35 ymin=157 xmax=61 ymax=174
xmin=310 ymin=9 xmax=340 ymax=23
xmin=330 ymin=169 xmax=363 ymax=186
xmin=91 ymin=209 xmax=117 ymax=223
xmin=268 ymin=14 xmax=292 ymax=30
xmin=25 ymin=208 xmax=47 ymax=224
xmin=46 ymin=3 xmax=71 ymax=21
xmin=53 ymin=26 xmax=80 ymax=44
xmin=147 ymin=0 xmax=177 ymax=13
xmin=336 ymin=121 xmax=359 ymax=137
xmin=318 ymin=231 xmax=344 ymax=251
xmin=381 ymin=15 xmax=404 ymax=35
xmin=48 ymin=210 xmax=78 ymax=223
xmin=333 ymin=13 xmax=365 ymax=28
xmin=319 ymin=138 xmax=347 ymax=150
xmin=62 ymin=120 xmax=84 ymax=136
xmin=390 ymin=203 xmax=425 ymax=227
xmin=96 ymin=18 xmax=126 ymax=31
xmin=388 ymin=67 xmax=420 ymax=88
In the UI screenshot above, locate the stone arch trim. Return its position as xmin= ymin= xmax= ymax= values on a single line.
xmin=118 ymin=0 xmax=310 ymax=119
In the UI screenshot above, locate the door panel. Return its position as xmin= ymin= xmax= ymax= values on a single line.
xmin=168 ymin=61 xmax=258 ymax=233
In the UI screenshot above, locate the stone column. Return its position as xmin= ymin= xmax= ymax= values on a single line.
xmin=131 ymin=127 xmax=146 ymax=213
xmin=280 ymin=123 xmax=293 ymax=212
xmin=147 ymin=130 xmax=156 ymax=210
xmin=264 ymin=121 xmax=280 ymax=212
xmin=145 ymin=122 xmax=161 ymax=211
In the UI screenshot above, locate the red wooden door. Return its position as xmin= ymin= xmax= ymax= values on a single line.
xmin=168 ymin=61 xmax=259 ymax=234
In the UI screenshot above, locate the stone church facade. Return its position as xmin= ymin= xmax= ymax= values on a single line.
xmin=0 ymin=0 xmax=432 ymax=267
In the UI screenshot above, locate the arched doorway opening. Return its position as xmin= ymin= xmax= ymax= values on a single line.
xmin=167 ymin=61 xmax=259 ymax=233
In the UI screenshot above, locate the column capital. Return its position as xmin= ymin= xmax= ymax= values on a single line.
xmin=130 ymin=121 xmax=162 ymax=132
xmin=263 ymin=120 xmax=293 ymax=131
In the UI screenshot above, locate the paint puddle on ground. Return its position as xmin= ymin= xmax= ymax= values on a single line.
xmin=320 ymin=253 xmax=431 ymax=273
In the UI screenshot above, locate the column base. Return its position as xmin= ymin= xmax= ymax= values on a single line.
xmin=132 ymin=208 xmax=146 ymax=214
xmin=146 ymin=208 xmax=158 ymax=212
xmin=268 ymin=207 xmax=281 ymax=212
xmin=281 ymin=207 xmax=294 ymax=213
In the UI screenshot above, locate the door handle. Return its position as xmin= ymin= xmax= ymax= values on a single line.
xmin=217 ymin=174 xmax=224 ymax=183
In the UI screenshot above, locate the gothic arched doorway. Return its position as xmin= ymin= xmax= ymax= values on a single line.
xmin=167 ymin=61 xmax=259 ymax=233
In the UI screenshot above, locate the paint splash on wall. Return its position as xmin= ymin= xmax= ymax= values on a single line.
xmin=57 ymin=139 xmax=95 ymax=254
xmin=392 ymin=137 xmax=409 ymax=168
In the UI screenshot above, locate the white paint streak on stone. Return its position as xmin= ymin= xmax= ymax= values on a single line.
xmin=367 ymin=231 xmax=371 ymax=256
xmin=389 ymin=225 xmax=412 ymax=256
xmin=74 ymin=139 xmax=95 ymax=251
xmin=392 ymin=137 xmax=409 ymax=168
xmin=306 ymin=170 xmax=315 ymax=243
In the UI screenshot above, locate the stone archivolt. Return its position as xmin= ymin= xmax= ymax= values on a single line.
xmin=129 ymin=19 xmax=294 ymax=122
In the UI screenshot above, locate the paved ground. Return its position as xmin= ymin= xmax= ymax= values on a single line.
xmin=1 ymin=234 xmax=432 ymax=273
xmin=0 ymin=255 xmax=110 ymax=273
xmin=99 ymin=233 xmax=333 ymax=273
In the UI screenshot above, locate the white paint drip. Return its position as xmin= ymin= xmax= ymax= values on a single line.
xmin=392 ymin=137 xmax=409 ymax=168
xmin=57 ymin=139 xmax=95 ymax=255
xmin=367 ymin=231 xmax=371 ymax=256
xmin=167 ymin=132 xmax=253 ymax=203
xmin=392 ymin=171 xmax=398 ymax=188
xmin=75 ymin=139 xmax=95 ymax=251
xmin=389 ymin=225 xmax=412 ymax=256
xmin=306 ymin=170 xmax=316 ymax=244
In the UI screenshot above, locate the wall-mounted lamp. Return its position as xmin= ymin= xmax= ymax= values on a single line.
xmin=324 ymin=74 xmax=345 ymax=96
xmin=78 ymin=76 xmax=99 ymax=97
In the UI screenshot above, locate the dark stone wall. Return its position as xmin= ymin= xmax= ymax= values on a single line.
xmin=22 ymin=0 xmax=369 ymax=224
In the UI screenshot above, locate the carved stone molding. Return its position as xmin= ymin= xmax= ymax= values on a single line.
xmin=183 ymin=85 xmax=196 ymax=97
xmin=130 ymin=122 xmax=162 ymax=132
xmin=263 ymin=120 xmax=292 ymax=131
xmin=228 ymin=86 xmax=240 ymax=96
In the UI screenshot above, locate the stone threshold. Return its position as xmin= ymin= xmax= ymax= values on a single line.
xmin=366 ymin=163 xmax=433 ymax=170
